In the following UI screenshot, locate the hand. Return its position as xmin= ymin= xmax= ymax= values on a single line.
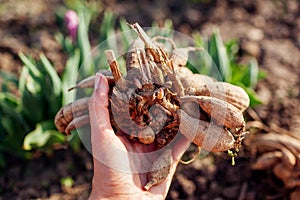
xmin=88 ymin=73 xmax=191 ymax=200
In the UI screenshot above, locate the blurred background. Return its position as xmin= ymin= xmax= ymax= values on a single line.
xmin=1 ymin=0 xmax=300 ymax=199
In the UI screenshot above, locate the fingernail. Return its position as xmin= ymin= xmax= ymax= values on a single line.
xmin=94 ymin=73 xmax=102 ymax=90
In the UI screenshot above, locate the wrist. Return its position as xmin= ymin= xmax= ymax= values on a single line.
xmin=88 ymin=190 xmax=141 ymax=200
xmin=88 ymin=190 xmax=165 ymax=200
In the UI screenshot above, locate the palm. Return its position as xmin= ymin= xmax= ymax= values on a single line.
xmin=91 ymin=131 xmax=180 ymax=199
xmin=88 ymin=74 xmax=190 ymax=200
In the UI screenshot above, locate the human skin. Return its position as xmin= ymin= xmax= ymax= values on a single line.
xmin=88 ymin=73 xmax=191 ymax=200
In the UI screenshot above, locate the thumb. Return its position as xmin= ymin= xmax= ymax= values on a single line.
xmin=88 ymin=73 xmax=131 ymax=172
xmin=88 ymin=73 xmax=115 ymax=143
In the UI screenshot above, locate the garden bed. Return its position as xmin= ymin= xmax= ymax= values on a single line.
xmin=1 ymin=0 xmax=300 ymax=199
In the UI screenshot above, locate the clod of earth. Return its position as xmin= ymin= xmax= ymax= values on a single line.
xmin=54 ymin=22 xmax=250 ymax=190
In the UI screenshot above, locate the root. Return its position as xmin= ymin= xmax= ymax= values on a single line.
xmin=144 ymin=148 xmax=172 ymax=191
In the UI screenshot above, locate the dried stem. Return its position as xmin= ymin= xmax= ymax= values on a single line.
xmin=105 ymin=50 xmax=122 ymax=83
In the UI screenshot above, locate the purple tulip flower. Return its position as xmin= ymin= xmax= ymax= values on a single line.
xmin=64 ymin=10 xmax=79 ymax=43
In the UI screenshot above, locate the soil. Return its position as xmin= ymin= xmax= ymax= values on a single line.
xmin=1 ymin=0 xmax=300 ymax=199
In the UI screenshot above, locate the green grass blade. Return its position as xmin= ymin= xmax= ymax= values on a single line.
xmin=243 ymin=87 xmax=263 ymax=107
xmin=230 ymin=64 xmax=248 ymax=85
xmin=209 ymin=30 xmax=231 ymax=82
xmin=18 ymin=66 xmax=28 ymax=96
xmin=0 ymin=71 xmax=18 ymax=92
xmin=39 ymin=54 xmax=63 ymax=116
xmin=19 ymin=53 xmax=41 ymax=78
xmin=100 ymin=12 xmax=117 ymax=50
xmin=18 ymin=67 xmax=44 ymax=124
xmin=119 ymin=17 xmax=134 ymax=49
xmin=55 ymin=32 xmax=74 ymax=55
xmin=77 ymin=9 xmax=94 ymax=76
xmin=248 ymin=59 xmax=259 ymax=88
xmin=190 ymin=32 xmax=211 ymax=75
xmin=0 ymin=92 xmax=30 ymax=133
xmin=62 ymin=49 xmax=80 ymax=104
xmin=99 ymin=12 xmax=116 ymax=41
xmin=39 ymin=53 xmax=62 ymax=96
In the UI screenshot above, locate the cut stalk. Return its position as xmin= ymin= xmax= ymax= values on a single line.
xmin=105 ymin=50 xmax=122 ymax=83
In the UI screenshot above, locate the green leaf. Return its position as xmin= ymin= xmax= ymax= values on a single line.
xmin=230 ymin=64 xmax=249 ymax=85
xmin=151 ymin=19 xmax=173 ymax=38
xmin=19 ymin=66 xmax=43 ymax=123
xmin=237 ymin=85 xmax=263 ymax=107
xmin=0 ymin=92 xmax=19 ymax=108
xmin=258 ymin=68 xmax=267 ymax=81
xmin=77 ymin=9 xmax=94 ymax=76
xmin=40 ymin=53 xmax=62 ymax=96
xmin=248 ymin=59 xmax=259 ymax=88
xmin=163 ymin=19 xmax=174 ymax=30
xmin=192 ymin=32 xmax=204 ymax=47
xmin=19 ymin=54 xmax=46 ymax=98
xmin=19 ymin=53 xmax=42 ymax=78
xmin=21 ymin=89 xmax=44 ymax=124
xmin=55 ymin=32 xmax=74 ymax=54
xmin=23 ymin=121 xmax=65 ymax=150
xmin=100 ymin=11 xmax=117 ymax=50
xmin=246 ymin=87 xmax=264 ymax=107
xmin=208 ymin=30 xmax=231 ymax=82
xmin=26 ymin=74 xmax=42 ymax=94
xmin=62 ymin=49 xmax=80 ymax=104
xmin=39 ymin=53 xmax=63 ymax=116
xmin=225 ymin=39 xmax=239 ymax=63
xmin=189 ymin=32 xmax=211 ymax=75
xmin=236 ymin=59 xmax=259 ymax=89
xmin=0 ymin=115 xmax=30 ymax=157
xmin=65 ymin=0 xmax=100 ymax=16
xmin=191 ymin=24 xmax=265 ymax=109
xmin=119 ymin=17 xmax=134 ymax=49
xmin=0 ymin=92 xmax=30 ymax=134
xmin=99 ymin=12 xmax=116 ymax=41
xmin=18 ymin=66 xmax=44 ymax=124
xmin=0 ymin=115 xmax=14 ymax=137
xmin=18 ymin=66 xmax=28 ymax=96
xmin=0 ymin=71 xmax=18 ymax=92
xmin=0 ymin=71 xmax=18 ymax=83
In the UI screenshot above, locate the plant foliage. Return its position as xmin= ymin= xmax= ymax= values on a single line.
xmin=0 ymin=3 xmax=265 ymax=170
